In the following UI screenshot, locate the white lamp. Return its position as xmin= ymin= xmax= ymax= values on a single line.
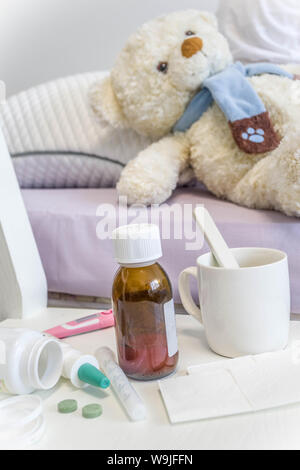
xmin=0 ymin=123 xmax=47 ymax=320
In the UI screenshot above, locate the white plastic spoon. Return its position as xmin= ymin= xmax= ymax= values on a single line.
xmin=194 ymin=207 xmax=240 ymax=269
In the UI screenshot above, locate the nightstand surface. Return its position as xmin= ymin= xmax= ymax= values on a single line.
xmin=1 ymin=308 xmax=300 ymax=451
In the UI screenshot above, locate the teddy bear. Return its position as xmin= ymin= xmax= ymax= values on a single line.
xmin=89 ymin=9 xmax=300 ymax=217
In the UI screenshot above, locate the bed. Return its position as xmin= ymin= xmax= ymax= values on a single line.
xmin=22 ymin=187 xmax=300 ymax=314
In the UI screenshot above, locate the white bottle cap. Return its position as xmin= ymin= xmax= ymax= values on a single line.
xmin=59 ymin=342 xmax=99 ymax=388
xmin=111 ymin=224 xmax=162 ymax=265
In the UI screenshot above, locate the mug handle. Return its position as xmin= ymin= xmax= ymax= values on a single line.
xmin=178 ymin=267 xmax=203 ymax=324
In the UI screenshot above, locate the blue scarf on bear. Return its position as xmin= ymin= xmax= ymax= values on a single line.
xmin=173 ymin=62 xmax=294 ymax=154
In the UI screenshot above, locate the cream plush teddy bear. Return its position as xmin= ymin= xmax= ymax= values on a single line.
xmin=89 ymin=10 xmax=300 ymax=217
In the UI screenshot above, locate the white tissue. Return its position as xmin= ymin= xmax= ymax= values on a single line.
xmin=230 ymin=351 xmax=300 ymax=410
xmin=159 ymin=370 xmax=252 ymax=424
xmin=159 ymin=335 xmax=300 ymax=424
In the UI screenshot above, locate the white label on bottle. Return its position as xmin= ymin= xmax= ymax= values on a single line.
xmin=164 ymin=299 xmax=178 ymax=357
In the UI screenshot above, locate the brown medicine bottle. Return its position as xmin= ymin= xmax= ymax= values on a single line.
xmin=112 ymin=224 xmax=179 ymax=381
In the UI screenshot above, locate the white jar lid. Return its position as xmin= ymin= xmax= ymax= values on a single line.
xmin=111 ymin=224 xmax=162 ymax=265
xmin=0 ymin=395 xmax=45 ymax=449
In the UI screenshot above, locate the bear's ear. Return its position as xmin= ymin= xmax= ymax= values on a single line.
xmin=199 ymin=12 xmax=218 ymax=30
xmin=89 ymin=75 xmax=129 ymax=129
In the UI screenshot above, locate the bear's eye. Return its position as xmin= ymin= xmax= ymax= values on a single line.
xmin=185 ymin=31 xmax=196 ymax=36
xmin=157 ymin=62 xmax=168 ymax=74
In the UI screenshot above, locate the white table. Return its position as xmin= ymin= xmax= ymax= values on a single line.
xmin=2 ymin=308 xmax=300 ymax=451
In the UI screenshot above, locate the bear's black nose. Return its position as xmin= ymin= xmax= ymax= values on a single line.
xmin=181 ymin=37 xmax=203 ymax=58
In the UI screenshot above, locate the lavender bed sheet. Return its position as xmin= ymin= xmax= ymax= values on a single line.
xmin=22 ymin=188 xmax=300 ymax=313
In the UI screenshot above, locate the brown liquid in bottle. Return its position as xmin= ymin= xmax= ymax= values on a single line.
xmin=112 ymin=263 xmax=179 ymax=381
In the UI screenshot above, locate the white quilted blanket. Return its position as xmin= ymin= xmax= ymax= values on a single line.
xmin=0 ymin=72 xmax=151 ymax=188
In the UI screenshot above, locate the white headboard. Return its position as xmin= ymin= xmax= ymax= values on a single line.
xmin=0 ymin=0 xmax=219 ymax=96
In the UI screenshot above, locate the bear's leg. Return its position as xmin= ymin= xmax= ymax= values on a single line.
xmin=117 ymin=134 xmax=190 ymax=206
xmin=230 ymin=132 xmax=300 ymax=217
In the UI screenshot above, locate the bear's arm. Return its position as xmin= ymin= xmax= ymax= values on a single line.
xmin=117 ymin=133 xmax=190 ymax=205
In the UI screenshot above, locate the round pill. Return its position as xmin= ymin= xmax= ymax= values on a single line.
xmin=57 ymin=399 xmax=78 ymax=414
xmin=82 ymin=404 xmax=103 ymax=419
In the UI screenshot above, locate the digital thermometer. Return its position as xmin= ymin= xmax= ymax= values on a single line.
xmin=45 ymin=309 xmax=115 ymax=339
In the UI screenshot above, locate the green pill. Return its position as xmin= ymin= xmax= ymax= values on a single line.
xmin=57 ymin=399 xmax=78 ymax=414
xmin=82 ymin=403 xmax=103 ymax=419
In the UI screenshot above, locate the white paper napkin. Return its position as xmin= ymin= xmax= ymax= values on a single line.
xmin=159 ymin=369 xmax=252 ymax=424
xmin=159 ymin=323 xmax=300 ymax=424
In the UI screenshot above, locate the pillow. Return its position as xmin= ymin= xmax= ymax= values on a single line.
xmin=217 ymin=0 xmax=300 ymax=64
xmin=0 ymin=72 xmax=151 ymax=188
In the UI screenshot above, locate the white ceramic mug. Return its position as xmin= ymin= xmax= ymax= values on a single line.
xmin=179 ymin=248 xmax=290 ymax=358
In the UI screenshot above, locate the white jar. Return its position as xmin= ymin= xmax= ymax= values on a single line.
xmin=0 ymin=328 xmax=63 ymax=395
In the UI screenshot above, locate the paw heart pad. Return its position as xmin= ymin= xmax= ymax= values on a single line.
xmin=229 ymin=111 xmax=280 ymax=154
xmin=241 ymin=128 xmax=265 ymax=143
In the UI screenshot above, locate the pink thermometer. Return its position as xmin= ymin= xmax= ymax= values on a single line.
xmin=45 ymin=309 xmax=115 ymax=339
